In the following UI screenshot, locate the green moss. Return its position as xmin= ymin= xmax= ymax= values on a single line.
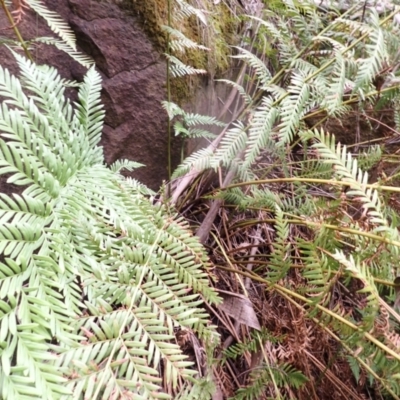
xmin=122 ymin=0 xmax=169 ymax=50
xmin=121 ymin=0 xmax=241 ymax=103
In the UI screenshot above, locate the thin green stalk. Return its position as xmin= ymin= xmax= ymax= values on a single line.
xmin=166 ymin=0 xmax=172 ymax=179
xmin=0 ymin=0 xmax=33 ymax=61
xmin=225 ymin=177 xmax=400 ymax=194
xmin=231 ymin=216 xmax=400 ymax=248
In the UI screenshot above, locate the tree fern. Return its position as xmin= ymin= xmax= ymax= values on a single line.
xmin=0 ymin=53 xmax=220 ymax=399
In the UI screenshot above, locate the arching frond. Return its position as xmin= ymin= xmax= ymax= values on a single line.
xmin=33 ymin=37 xmax=94 ymax=68
xmin=210 ymin=122 xmax=248 ymax=169
xmin=244 ymin=96 xmax=278 ymax=167
xmin=166 ymin=54 xmax=207 ymax=78
xmin=0 ymin=53 xmax=219 ymax=399
xmin=162 ymin=26 xmax=210 ymax=52
xmin=26 ymin=0 xmax=77 ymax=50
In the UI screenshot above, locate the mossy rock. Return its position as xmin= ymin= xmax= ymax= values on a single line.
xmin=122 ymin=0 xmax=240 ymax=101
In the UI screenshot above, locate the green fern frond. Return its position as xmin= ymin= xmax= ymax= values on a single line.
xmin=241 ymin=187 xmax=281 ymax=210
xmin=309 ymin=129 xmax=393 ymax=234
xmin=231 ymin=46 xmax=272 ymax=88
xmin=0 ymin=54 xmax=219 ymax=399
xmin=299 ymin=240 xmax=330 ymax=305
xmin=332 ymin=251 xmax=380 ymax=330
xmin=244 ymin=96 xmax=278 ymax=168
xmin=216 ymin=79 xmax=252 ymax=105
xmin=162 ymin=25 xmax=210 ymax=52
xmin=210 ymin=122 xmax=248 ymax=169
xmin=172 ymin=147 xmax=214 ymax=178
xmin=163 ymin=101 xmax=225 ymax=128
xmin=357 ymin=145 xmax=382 ymax=171
xmin=266 ymin=205 xmax=291 ymax=283
xmin=174 ymin=0 xmax=207 ymax=25
xmin=166 ymin=54 xmax=207 ymax=77
xmin=354 ymin=12 xmax=387 ymax=92
xmin=175 ymin=377 xmax=216 ymax=400
xmin=278 ymin=72 xmax=310 ymax=145
xmin=231 ymin=361 xmax=307 ymax=400
xmin=163 ymin=101 xmax=224 ymax=140
xmin=322 ymin=52 xmax=346 ymax=115
xmin=26 ymin=0 xmax=77 ymax=50
xmin=33 ymin=37 xmax=94 ymax=68
xmin=110 ymin=159 xmax=145 ymax=173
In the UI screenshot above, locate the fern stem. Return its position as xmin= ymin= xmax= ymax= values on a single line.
xmin=167 ymin=0 xmax=172 ymax=180
xmin=231 ymin=217 xmax=400 ymax=248
xmin=225 ymin=177 xmax=400 ymax=194
xmin=0 ymin=0 xmax=33 ymax=61
xmin=210 ymin=231 xmax=248 ymax=296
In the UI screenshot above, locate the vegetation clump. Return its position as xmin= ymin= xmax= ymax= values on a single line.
xmin=2 ymin=0 xmax=400 ymax=399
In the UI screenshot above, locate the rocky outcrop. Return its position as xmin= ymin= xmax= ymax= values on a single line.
xmin=0 ymin=0 xmax=179 ymax=190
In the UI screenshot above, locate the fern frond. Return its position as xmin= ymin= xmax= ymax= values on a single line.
xmin=210 ymin=122 xmax=248 ymax=169
xmin=172 ymin=147 xmax=214 ymax=178
xmin=26 ymin=0 xmax=77 ymax=50
xmin=231 ymin=361 xmax=307 ymax=400
xmin=299 ymin=240 xmax=330 ymax=305
xmin=33 ymin=37 xmax=94 ymax=68
xmin=322 ymin=52 xmax=346 ymax=115
xmin=332 ymin=251 xmax=380 ymax=330
xmin=0 ymin=55 xmax=219 ymax=399
xmin=278 ymin=72 xmax=310 ymax=145
xmin=174 ymin=0 xmax=207 ymax=25
xmin=266 ymin=205 xmax=291 ymax=283
xmin=75 ymin=66 xmax=105 ymax=148
xmin=162 ymin=25 xmax=210 ymax=52
xmin=231 ymin=46 xmax=272 ymax=88
xmin=309 ymin=129 xmax=393 ymax=234
xmin=166 ymin=54 xmax=207 ymax=77
xmin=354 ymin=11 xmax=387 ymax=92
xmin=216 ymin=79 xmax=252 ymax=105
xmin=244 ymin=96 xmax=278 ymax=167
xmin=109 ymin=159 xmax=144 ymax=173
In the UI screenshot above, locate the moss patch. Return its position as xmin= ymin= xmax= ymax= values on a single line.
xmin=121 ymin=0 xmax=240 ymax=103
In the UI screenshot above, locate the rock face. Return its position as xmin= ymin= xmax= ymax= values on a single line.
xmin=0 ymin=0 xmax=177 ymax=190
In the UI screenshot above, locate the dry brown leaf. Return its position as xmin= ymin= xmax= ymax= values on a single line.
xmin=218 ymin=290 xmax=261 ymax=330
